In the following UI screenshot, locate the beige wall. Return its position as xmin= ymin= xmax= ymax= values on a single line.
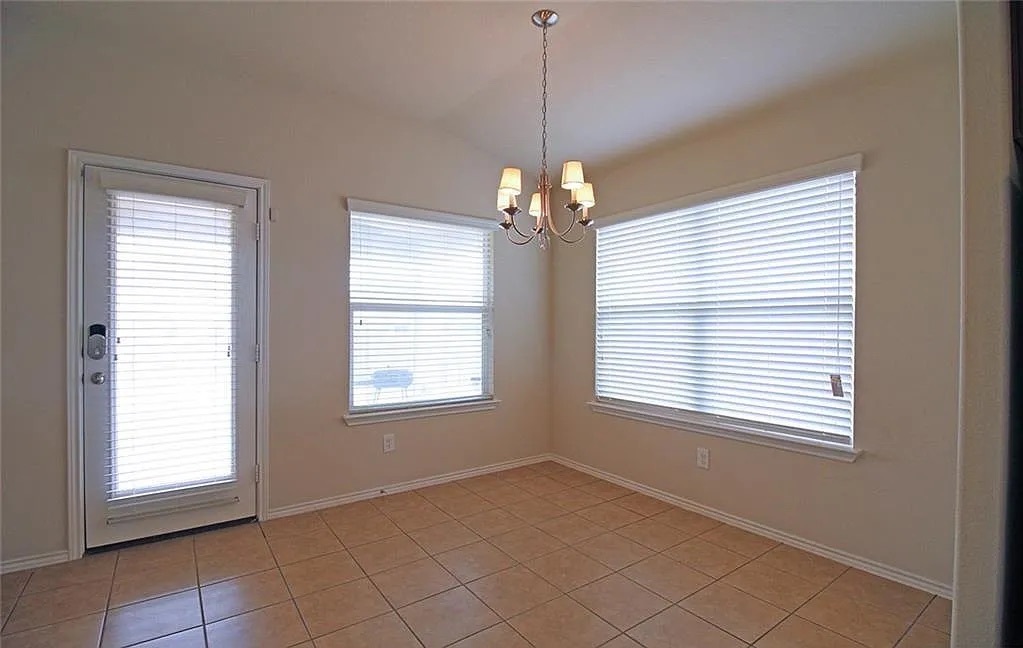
xmin=0 ymin=11 xmax=550 ymax=561
xmin=551 ymin=38 xmax=962 ymax=587
xmin=952 ymin=1 xmax=1011 ymax=644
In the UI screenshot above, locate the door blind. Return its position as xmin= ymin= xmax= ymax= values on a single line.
xmin=595 ymin=171 xmax=855 ymax=444
xmin=349 ymin=211 xmax=493 ymax=410
xmin=106 ymin=190 xmax=238 ymax=499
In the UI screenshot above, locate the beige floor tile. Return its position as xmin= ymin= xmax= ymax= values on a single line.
xmin=627 ymin=606 xmax=746 ymax=648
xmin=530 ymin=461 xmax=563 ymax=475
xmin=601 ymin=636 xmax=644 ymax=648
xmin=508 ymin=596 xmax=618 ymax=648
xmin=680 ymin=582 xmax=787 ymax=643
xmin=547 ymin=470 xmax=599 ymax=488
xmin=2 ymin=570 xmax=32 ymax=601
xmin=575 ymin=533 xmax=653 ymax=570
xmin=796 ymin=587 xmax=913 ymax=648
xmin=326 ymin=513 xmax=402 ymax=548
xmin=489 ymin=526 xmax=566 ymax=562
xmin=23 ymin=553 xmax=116 ymax=594
xmin=3 ymin=594 xmax=17 ymax=627
xmin=314 ymin=611 xmax=422 ymax=647
xmin=398 ymin=587 xmax=500 ymax=648
xmin=496 ymin=466 xmax=543 ymax=483
xmin=458 ymin=474 xmax=505 ymax=494
xmin=130 ymin=627 xmax=207 ymax=647
xmin=722 ymin=561 xmax=824 ymax=611
xmin=533 ymin=514 xmax=605 ymax=546
xmin=616 ymin=519 xmax=691 ymax=552
xmin=448 ymin=622 xmax=532 ymax=647
xmin=109 ymin=558 xmax=198 ymax=608
xmin=545 ymin=488 xmax=605 ymax=512
xmin=1 ymin=612 xmax=104 ymax=648
xmin=372 ymin=491 xmax=430 ymax=515
xmin=194 ymin=524 xmax=268 ymax=558
xmin=826 ymin=569 xmax=933 ymax=623
xmin=386 ymin=503 xmax=453 ymax=533
xmin=519 ymin=476 xmax=572 ymax=497
xmin=349 ymin=534 xmax=427 ymax=575
xmin=461 ymin=509 xmax=529 ymax=538
xmin=754 ymin=544 xmax=847 ymax=587
xmin=577 ymin=480 xmax=633 ymax=501
xmin=280 ymin=550 xmax=364 ymax=598
xmin=570 ymin=574 xmax=669 ymax=631
xmin=101 ymin=589 xmax=202 ymax=648
xmin=294 ymin=578 xmax=391 ymax=637
xmin=896 ymin=623 xmax=951 ymax=648
xmin=664 ymin=538 xmax=750 ymax=578
xmin=197 ymin=544 xmax=276 ymax=585
xmin=435 ymin=541 xmax=517 ymax=583
xmin=260 ymin=512 xmax=329 ymax=539
xmin=416 ymin=481 xmax=471 ymax=503
xmin=206 ymin=599 xmax=310 ymax=648
xmin=620 ymin=555 xmax=713 ymax=603
xmin=370 ymin=557 xmax=458 ymax=608
xmin=201 ymin=568 xmax=291 ymax=623
xmin=700 ymin=525 xmax=779 ymax=558
xmin=408 ymin=520 xmax=481 ymax=555
xmin=917 ymin=596 xmax=952 ymax=634
xmin=576 ymin=503 xmax=644 ymax=530
xmin=480 ymin=485 xmax=535 ymax=507
xmin=651 ymin=508 xmax=722 ymax=537
xmin=468 ymin=566 xmax=561 ymax=619
xmin=755 ymin=615 xmax=865 ymax=648
xmin=3 ymin=579 xmax=110 ymax=634
xmin=318 ymin=501 xmax=380 ymax=527
xmin=115 ymin=538 xmax=195 ymax=577
xmin=525 ymin=547 xmax=612 ymax=592
xmin=614 ymin=493 xmax=672 ymax=517
xmin=267 ymin=528 xmax=344 ymax=566
xmin=434 ymin=493 xmax=498 ymax=519
xmin=503 ymin=498 xmax=568 ymax=524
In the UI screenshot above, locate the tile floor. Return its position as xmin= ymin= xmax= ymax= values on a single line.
xmin=0 ymin=461 xmax=952 ymax=647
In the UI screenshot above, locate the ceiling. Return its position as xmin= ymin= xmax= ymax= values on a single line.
xmin=9 ymin=1 xmax=956 ymax=170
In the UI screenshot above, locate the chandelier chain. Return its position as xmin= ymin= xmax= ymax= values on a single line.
xmin=540 ymin=24 xmax=549 ymax=179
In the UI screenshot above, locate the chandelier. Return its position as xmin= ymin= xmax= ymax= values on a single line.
xmin=497 ymin=9 xmax=595 ymax=250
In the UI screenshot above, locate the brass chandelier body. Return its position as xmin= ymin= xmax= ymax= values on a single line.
xmin=497 ymin=9 xmax=595 ymax=249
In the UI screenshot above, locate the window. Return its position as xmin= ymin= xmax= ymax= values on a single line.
xmin=594 ymin=168 xmax=855 ymax=449
xmin=348 ymin=201 xmax=494 ymax=414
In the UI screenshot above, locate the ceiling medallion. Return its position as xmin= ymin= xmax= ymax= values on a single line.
xmin=496 ymin=9 xmax=595 ymax=250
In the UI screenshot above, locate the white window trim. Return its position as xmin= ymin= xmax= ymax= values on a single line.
xmin=66 ymin=150 xmax=272 ymax=560
xmin=592 ymin=154 xmax=863 ymax=461
xmin=344 ymin=198 xmax=497 ymax=424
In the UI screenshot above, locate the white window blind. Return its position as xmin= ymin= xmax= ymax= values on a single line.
xmin=349 ymin=209 xmax=494 ymax=411
xmin=107 ymin=190 xmax=238 ymax=499
xmin=595 ymin=171 xmax=855 ymax=445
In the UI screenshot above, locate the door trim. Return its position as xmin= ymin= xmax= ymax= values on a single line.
xmin=66 ymin=150 xmax=271 ymax=560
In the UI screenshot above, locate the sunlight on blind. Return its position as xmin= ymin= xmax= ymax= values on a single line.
xmin=595 ymin=172 xmax=855 ymax=444
xmin=108 ymin=190 xmax=237 ymax=499
xmin=349 ymin=212 xmax=493 ymax=410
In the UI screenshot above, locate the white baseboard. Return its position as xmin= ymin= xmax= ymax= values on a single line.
xmin=551 ymin=454 xmax=953 ymax=599
xmin=267 ymin=453 xmax=555 ymax=519
xmin=2 ymin=550 xmax=70 ymax=575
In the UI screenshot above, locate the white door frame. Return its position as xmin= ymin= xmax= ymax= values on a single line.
xmin=66 ymin=150 xmax=271 ymax=560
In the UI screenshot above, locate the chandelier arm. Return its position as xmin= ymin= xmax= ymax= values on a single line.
xmin=545 ymin=205 xmax=580 ymax=238
xmin=507 ymin=211 xmax=537 ymax=240
xmin=504 ymin=227 xmax=537 ymax=246
xmin=555 ymin=226 xmax=588 ymax=245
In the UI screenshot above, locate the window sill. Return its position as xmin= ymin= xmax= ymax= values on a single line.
xmin=587 ymin=400 xmax=862 ymax=463
xmin=344 ymin=399 xmax=501 ymax=426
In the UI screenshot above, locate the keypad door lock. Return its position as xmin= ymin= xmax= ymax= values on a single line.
xmin=87 ymin=323 xmax=107 ymax=360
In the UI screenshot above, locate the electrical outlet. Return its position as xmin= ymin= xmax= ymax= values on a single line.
xmin=696 ymin=447 xmax=710 ymax=470
xmin=383 ymin=433 xmax=396 ymax=453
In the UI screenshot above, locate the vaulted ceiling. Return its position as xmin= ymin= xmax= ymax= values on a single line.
xmin=9 ymin=1 xmax=956 ymax=170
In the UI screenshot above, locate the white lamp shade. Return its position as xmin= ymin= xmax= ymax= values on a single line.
xmin=498 ymin=167 xmax=522 ymax=196
xmin=497 ymin=192 xmax=512 ymax=211
xmin=528 ymin=192 xmax=542 ymax=217
xmin=576 ymin=182 xmax=596 ymax=208
xmin=561 ymin=160 xmax=585 ymax=190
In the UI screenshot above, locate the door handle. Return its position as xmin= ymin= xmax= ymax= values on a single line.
xmin=90 ymin=372 xmax=106 ymax=385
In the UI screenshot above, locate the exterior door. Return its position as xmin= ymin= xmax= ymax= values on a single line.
xmin=81 ymin=165 xmax=258 ymax=548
